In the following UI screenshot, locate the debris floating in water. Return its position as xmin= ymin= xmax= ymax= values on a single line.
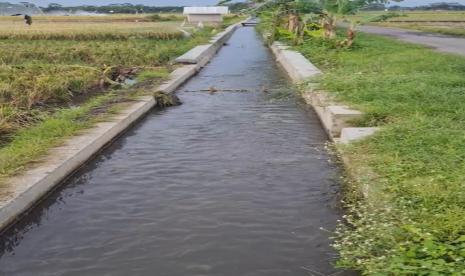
xmin=261 ymin=85 xmax=269 ymax=93
xmin=208 ymin=86 xmax=218 ymax=94
xmin=192 ymin=88 xmax=250 ymax=93
xmin=153 ymin=91 xmax=182 ymax=107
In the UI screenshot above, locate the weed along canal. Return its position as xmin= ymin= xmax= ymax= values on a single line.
xmin=0 ymin=27 xmax=346 ymax=275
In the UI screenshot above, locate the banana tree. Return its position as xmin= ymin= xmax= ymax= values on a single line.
xmin=258 ymin=0 xmax=399 ymax=42
xmin=317 ymin=0 xmax=395 ymax=40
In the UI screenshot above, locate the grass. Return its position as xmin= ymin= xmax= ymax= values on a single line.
xmin=0 ymin=76 xmax=169 ymax=179
xmin=0 ymin=14 xmax=175 ymax=23
xmin=0 ymin=91 xmax=117 ymax=178
xmin=373 ymin=22 xmax=465 ymax=37
xmin=350 ymin=11 xmax=465 ymax=37
xmin=0 ymin=14 xmax=227 ymax=179
xmin=352 ymin=11 xmax=465 ymax=22
xmin=0 ymin=15 xmax=213 ymax=134
xmin=293 ymin=31 xmax=465 ymax=274
xmin=136 ymin=68 xmax=170 ymax=82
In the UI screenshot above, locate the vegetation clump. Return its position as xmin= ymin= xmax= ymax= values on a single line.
xmin=257 ymin=0 xmax=393 ymax=47
xmin=153 ymin=91 xmax=181 ymax=107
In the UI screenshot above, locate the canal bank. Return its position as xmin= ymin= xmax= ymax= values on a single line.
xmin=0 ymin=22 xmax=242 ymax=231
xmin=0 ymin=27 xmax=348 ymax=275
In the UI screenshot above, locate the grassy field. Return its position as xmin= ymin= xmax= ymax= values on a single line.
xmin=290 ymin=31 xmax=465 ymax=274
xmin=352 ymin=11 xmax=465 ymax=22
xmin=351 ymin=11 xmax=465 ymax=37
xmin=0 ymin=14 xmax=226 ymax=179
xmin=0 ymin=19 xmax=183 ymax=40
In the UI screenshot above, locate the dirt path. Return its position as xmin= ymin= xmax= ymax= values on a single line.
xmin=357 ymin=25 xmax=465 ymax=56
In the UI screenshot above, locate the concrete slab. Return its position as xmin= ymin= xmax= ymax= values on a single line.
xmin=176 ymin=21 xmax=243 ymax=66
xmin=157 ymin=65 xmax=198 ymax=94
xmin=340 ymin=127 xmax=379 ymax=144
xmin=274 ymin=41 xmax=290 ymax=50
xmin=308 ymin=91 xmax=334 ymax=107
xmin=301 ymin=91 xmax=326 ymax=123
xmin=270 ymin=42 xmax=321 ymax=83
xmin=175 ymin=45 xmax=212 ymax=64
xmin=322 ymin=106 xmax=363 ymax=138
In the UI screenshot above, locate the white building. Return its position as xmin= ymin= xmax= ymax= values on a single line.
xmin=183 ymin=6 xmax=229 ymax=24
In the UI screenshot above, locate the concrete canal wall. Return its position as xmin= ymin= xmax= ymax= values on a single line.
xmin=0 ymin=22 xmax=243 ymax=231
xmin=268 ymin=40 xmax=380 ymax=199
xmin=268 ymin=41 xmax=379 ymax=144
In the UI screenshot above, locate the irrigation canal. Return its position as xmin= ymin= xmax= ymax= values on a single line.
xmin=0 ymin=27 xmax=347 ymax=275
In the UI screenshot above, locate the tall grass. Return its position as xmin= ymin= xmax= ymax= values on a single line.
xmin=0 ymin=19 xmax=183 ymax=40
xmin=0 ymin=31 xmax=183 ymax=41
xmin=0 ymin=16 xmax=213 ymax=138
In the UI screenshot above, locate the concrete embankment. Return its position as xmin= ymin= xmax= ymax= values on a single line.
xmin=0 ymin=22 xmax=243 ymax=231
xmin=268 ymin=41 xmax=379 ymax=144
xmin=268 ymin=40 xmax=380 ymax=200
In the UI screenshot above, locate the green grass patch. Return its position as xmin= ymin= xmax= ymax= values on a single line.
xmin=0 ymin=92 xmax=114 ymax=178
xmin=0 ymin=65 xmax=168 ymax=180
xmin=350 ymin=11 xmax=465 ymax=22
xmin=136 ymin=68 xmax=170 ymax=82
xmin=372 ymin=22 xmax=465 ymax=38
xmin=0 ymin=26 xmax=213 ymax=136
xmin=348 ymin=11 xmax=465 ymax=38
xmin=295 ymin=33 xmax=465 ymax=274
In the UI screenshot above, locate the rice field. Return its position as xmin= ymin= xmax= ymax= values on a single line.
xmin=352 ymin=11 xmax=465 ymax=22
xmin=0 ymin=15 xmax=183 ymax=40
xmin=0 ymin=15 xmax=213 ymax=137
xmin=351 ymin=11 xmax=465 ymax=37
xmin=374 ymin=21 xmax=465 ymax=37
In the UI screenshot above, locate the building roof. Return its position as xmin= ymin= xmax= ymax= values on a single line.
xmin=183 ymin=6 xmax=229 ymax=15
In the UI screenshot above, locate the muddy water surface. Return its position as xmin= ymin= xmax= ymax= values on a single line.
xmin=0 ymin=27 xmax=347 ymax=276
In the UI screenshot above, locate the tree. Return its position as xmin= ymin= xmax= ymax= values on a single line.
xmin=256 ymin=0 xmax=402 ymax=46
xmin=307 ymin=0 xmax=392 ymax=39
xmin=43 ymin=3 xmax=63 ymax=12
xmin=217 ymin=0 xmax=233 ymax=5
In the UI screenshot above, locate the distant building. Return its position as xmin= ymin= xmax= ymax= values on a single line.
xmin=183 ymin=6 xmax=229 ymax=24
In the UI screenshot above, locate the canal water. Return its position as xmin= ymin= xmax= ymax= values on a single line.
xmin=0 ymin=27 xmax=345 ymax=275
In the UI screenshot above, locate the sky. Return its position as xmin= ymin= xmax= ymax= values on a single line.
xmin=5 ymin=0 xmax=465 ymax=7
xmin=7 ymin=0 xmax=228 ymax=6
